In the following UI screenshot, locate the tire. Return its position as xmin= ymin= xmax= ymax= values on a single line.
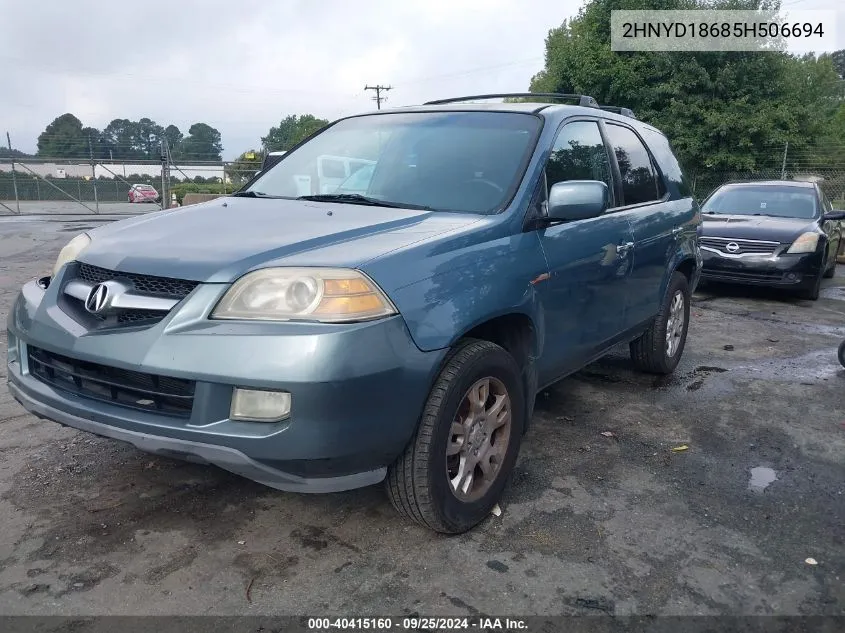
xmin=839 ymin=339 xmax=845 ymax=369
xmin=800 ymin=267 xmax=823 ymax=301
xmin=385 ymin=339 xmax=525 ymax=534
xmin=823 ymin=257 xmax=836 ymax=278
xmin=630 ymin=271 xmax=690 ymax=375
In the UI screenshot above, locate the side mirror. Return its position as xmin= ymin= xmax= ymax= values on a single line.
xmin=547 ymin=180 xmax=609 ymax=222
xmin=823 ymin=210 xmax=845 ymax=221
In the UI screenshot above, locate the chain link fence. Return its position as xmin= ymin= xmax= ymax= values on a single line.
xmin=3 ymin=156 xmax=845 ymax=213
xmin=690 ymin=168 xmax=845 ymax=206
xmin=0 ymin=158 xmax=260 ymax=213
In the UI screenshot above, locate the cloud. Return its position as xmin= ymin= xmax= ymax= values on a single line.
xmin=0 ymin=0 xmax=578 ymax=158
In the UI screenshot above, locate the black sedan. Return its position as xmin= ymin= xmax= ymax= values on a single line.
xmin=698 ymin=180 xmax=845 ymax=300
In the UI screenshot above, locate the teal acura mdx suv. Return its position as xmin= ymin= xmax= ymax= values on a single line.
xmin=7 ymin=93 xmax=701 ymax=533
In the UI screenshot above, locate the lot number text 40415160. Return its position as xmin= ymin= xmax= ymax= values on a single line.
xmin=307 ymin=617 xmax=529 ymax=631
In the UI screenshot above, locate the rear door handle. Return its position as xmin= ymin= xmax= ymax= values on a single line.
xmin=617 ymin=241 xmax=634 ymax=255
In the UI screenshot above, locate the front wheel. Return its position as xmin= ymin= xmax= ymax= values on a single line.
xmin=386 ymin=339 xmax=525 ymax=534
xmin=630 ymin=271 xmax=691 ymax=375
xmin=800 ymin=267 xmax=824 ymax=301
xmin=823 ymin=258 xmax=836 ymax=279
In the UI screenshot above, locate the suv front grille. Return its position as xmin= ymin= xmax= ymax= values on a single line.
xmin=700 ymin=237 xmax=779 ymax=255
xmin=62 ymin=264 xmax=201 ymax=330
xmin=77 ymin=263 xmax=199 ymax=298
xmin=28 ymin=346 xmax=195 ymax=418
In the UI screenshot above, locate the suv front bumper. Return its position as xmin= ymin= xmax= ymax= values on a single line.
xmin=6 ymin=276 xmax=446 ymax=493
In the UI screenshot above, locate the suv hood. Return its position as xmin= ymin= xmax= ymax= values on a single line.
xmin=80 ymin=197 xmax=479 ymax=283
xmin=700 ymin=214 xmax=817 ymax=243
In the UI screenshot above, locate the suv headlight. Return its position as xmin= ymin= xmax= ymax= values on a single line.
xmin=786 ymin=232 xmax=820 ymax=254
xmin=53 ymin=233 xmax=91 ymax=277
xmin=211 ymin=267 xmax=397 ymax=322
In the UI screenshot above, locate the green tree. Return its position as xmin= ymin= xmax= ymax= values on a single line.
xmin=225 ymin=149 xmax=264 ymax=186
xmin=0 ymin=147 xmax=32 ymax=159
xmin=137 ymin=117 xmax=166 ymax=159
xmin=831 ymin=49 xmax=845 ymax=79
xmin=261 ymin=114 xmax=329 ymax=152
xmin=163 ymin=124 xmax=183 ymax=152
xmin=175 ymin=122 xmax=223 ymax=161
xmin=102 ymin=119 xmax=142 ymax=160
xmin=81 ymin=126 xmax=109 ymax=159
xmin=37 ymin=113 xmax=87 ymax=157
xmin=529 ymin=0 xmax=842 ymax=174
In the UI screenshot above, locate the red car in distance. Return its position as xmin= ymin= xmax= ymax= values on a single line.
xmin=128 ymin=184 xmax=160 ymax=203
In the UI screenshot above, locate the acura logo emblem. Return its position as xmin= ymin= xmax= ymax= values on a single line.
xmin=85 ymin=283 xmax=110 ymax=313
xmin=725 ymin=242 xmax=740 ymax=253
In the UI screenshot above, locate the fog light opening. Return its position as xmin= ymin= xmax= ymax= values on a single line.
xmin=786 ymin=273 xmax=798 ymax=281
xmin=230 ymin=388 xmax=291 ymax=422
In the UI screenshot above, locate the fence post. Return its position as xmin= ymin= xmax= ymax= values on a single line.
xmin=77 ymin=180 xmax=81 ymax=200
xmin=6 ymin=132 xmax=21 ymax=213
xmin=89 ymin=137 xmax=99 ymax=213
xmin=780 ymin=141 xmax=788 ymax=179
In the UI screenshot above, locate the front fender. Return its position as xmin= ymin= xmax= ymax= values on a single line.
xmin=374 ymin=231 xmax=549 ymax=353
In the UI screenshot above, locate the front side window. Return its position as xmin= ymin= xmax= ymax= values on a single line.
xmin=249 ymin=112 xmax=542 ymax=214
xmin=604 ymin=124 xmax=660 ymax=206
xmin=545 ymin=120 xmax=614 ymax=203
xmin=702 ymin=185 xmax=819 ymax=219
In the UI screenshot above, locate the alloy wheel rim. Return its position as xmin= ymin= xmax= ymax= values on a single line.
xmin=446 ymin=377 xmax=512 ymax=502
xmin=665 ymin=290 xmax=685 ymax=358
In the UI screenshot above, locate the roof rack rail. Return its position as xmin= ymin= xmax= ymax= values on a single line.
xmin=598 ymin=105 xmax=637 ymax=119
xmin=423 ymin=93 xmax=599 ymax=108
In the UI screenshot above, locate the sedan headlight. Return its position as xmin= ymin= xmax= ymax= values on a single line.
xmin=211 ymin=267 xmax=397 ymax=322
xmin=786 ymin=232 xmax=820 ymax=254
xmin=53 ymin=233 xmax=91 ymax=277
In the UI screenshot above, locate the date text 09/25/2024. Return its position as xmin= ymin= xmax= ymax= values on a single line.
xmin=307 ymin=617 xmax=529 ymax=631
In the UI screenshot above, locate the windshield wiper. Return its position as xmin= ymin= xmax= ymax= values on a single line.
xmin=297 ymin=193 xmax=433 ymax=211
xmin=230 ymin=190 xmax=279 ymax=198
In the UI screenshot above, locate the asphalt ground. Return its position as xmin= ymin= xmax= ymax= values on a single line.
xmin=0 ymin=214 xmax=843 ymax=617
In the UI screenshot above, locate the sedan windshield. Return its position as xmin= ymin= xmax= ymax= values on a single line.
xmin=247 ymin=112 xmax=541 ymax=213
xmin=702 ymin=185 xmax=818 ymax=219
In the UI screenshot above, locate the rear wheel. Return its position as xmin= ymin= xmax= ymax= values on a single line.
xmin=630 ymin=272 xmax=690 ymax=375
xmin=386 ymin=339 xmax=524 ymax=534
xmin=838 ymin=339 xmax=845 ymax=369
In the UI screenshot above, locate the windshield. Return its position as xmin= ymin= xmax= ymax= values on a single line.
xmin=248 ymin=112 xmax=541 ymax=213
xmin=702 ymin=185 xmax=818 ymax=219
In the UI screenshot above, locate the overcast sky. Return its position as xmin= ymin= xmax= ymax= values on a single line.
xmin=1 ymin=0 xmax=840 ymax=160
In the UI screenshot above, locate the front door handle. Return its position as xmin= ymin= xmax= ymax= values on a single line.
xmin=617 ymin=241 xmax=634 ymax=256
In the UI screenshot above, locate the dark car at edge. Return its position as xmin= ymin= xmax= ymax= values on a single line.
xmin=698 ymin=180 xmax=845 ymax=300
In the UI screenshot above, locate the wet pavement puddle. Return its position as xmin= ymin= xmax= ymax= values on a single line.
xmin=748 ymin=466 xmax=777 ymax=492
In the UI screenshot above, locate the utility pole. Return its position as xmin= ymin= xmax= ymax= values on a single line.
xmin=780 ymin=141 xmax=789 ymax=179
xmin=160 ymin=140 xmax=169 ymax=209
xmin=6 ymin=132 xmax=20 ymax=213
xmin=364 ymin=84 xmax=392 ymax=109
xmin=89 ymin=135 xmax=99 ymax=213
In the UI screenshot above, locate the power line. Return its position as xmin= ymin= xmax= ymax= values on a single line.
xmin=364 ymin=85 xmax=392 ymax=110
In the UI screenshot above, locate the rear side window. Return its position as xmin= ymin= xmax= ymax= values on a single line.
xmin=546 ymin=121 xmax=614 ymax=198
xmin=604 ymin=124 xmax=660 ymax=206
xmin=639 ymin=127 xmax=691 ymax=198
